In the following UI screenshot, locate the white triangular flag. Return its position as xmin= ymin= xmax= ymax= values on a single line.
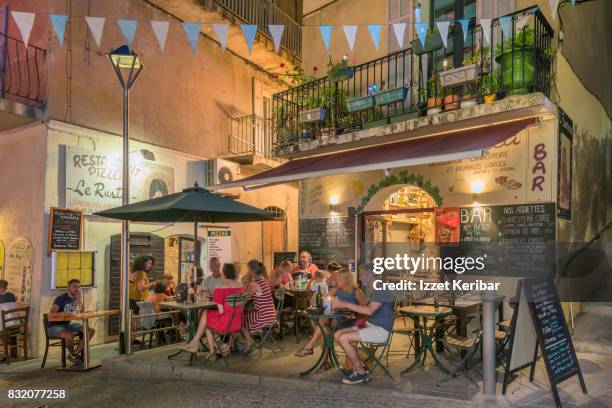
xmin=436 ymin=21 xmax=450 ymax=49
xmin=212 ymin=24 xmax=229 ymax=51
xmin=549 ymin=0 xmax=559 ymax=20
xmin=150 ymin=21 xmax=169 ymax=52
xmin=268 ymin=24 xmax=284 ymax=53
xmin=85 ymin=16 xmax=106 ymax=48
xmin=11 ymin=12 xmax=35 ymax=47
xmin=392 ymin=23 xmax=406 ymax=49
xmin=516 ymin=14 xmax=529 ymax=30
xmin=342 ymin=25 xmax=357 ymax=52
xmin=480 ymin=19 xmax=492 ymax=45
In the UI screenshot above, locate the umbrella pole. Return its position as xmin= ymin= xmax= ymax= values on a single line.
xmin=193 ymin=217 xmax=198 ymax=288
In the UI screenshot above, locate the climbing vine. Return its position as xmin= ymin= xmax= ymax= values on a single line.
xmin=356 ymin=170 xmax=443 ymax=213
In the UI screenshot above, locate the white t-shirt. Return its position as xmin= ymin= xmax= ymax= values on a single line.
xmin=203 ymin=275 xmax=224 ymax=293
xmin=309 ymin=281 xmax=329 ymax=303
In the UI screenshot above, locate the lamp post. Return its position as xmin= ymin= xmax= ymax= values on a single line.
xmin=107 ymin=45 xmax=143 ymax=355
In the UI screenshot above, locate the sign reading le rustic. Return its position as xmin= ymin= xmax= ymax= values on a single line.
xmin=48 ymin=207 xmax=83 ymax=253
xmin=523 ymin=276 xmax=587 ymax=408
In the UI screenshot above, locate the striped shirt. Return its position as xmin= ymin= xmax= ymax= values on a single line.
xmin=245 ymin=276 xmax=277 ymax=331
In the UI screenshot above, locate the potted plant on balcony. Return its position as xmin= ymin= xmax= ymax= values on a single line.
xmin=327 ymin=57 xmax=354 ymax=83
xmin=410 ymin=27 xmax=444 ymax=55
xmin=495 ymin=25 xmax=537 ymax=95
xmin=444 ymin=86 xmax=461 ymax=111
xmin=426 ymin=74 xmax=443 ymax=116
xmin=461 ymin=80 xmax=478 ymax=108
xmin=374 ymin=85 xmax=409 ymax=106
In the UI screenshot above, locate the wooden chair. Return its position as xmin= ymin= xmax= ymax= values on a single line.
xmin=41 ymin=313 xmax=81 ymax=368
xmin=1 ymin=306 xmax=29 ymax=364
xmin=280 ymin=290 xmax=310 ymax=343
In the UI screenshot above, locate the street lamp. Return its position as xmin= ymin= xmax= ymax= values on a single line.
xmin=107 ymin=45 xmax=143 ymax=355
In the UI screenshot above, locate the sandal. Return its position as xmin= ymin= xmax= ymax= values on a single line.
xmin=294 ymin=347 xmax=313 ymax=357
xmin=179 ymin=343 xmax=198 ymax=353
xmin=315 ymin=361 xmax=332 ymax=374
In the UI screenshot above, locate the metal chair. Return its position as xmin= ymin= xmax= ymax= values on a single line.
xmin=205 ymin=293 xmax=246 ymax=366
xmin=248 ymin=289 xmax=285 ymax=358
xmin=1 ymin=305 xmax=29 ymax=364
xmin=354 ymin=321 xmax=396 ymax=381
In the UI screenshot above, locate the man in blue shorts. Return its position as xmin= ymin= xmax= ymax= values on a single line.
xmin=47 ymin=279 xmax=95 ymax=364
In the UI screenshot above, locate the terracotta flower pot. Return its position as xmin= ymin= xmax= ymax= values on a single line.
xmin=444 ymin=94 xmax=460 ymax=111
xmin=427 ymin=97 xmax=442 ymax=108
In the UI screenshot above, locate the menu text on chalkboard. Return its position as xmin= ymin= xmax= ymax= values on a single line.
xmin=299 ymin=217 xmax=355 ymax=269
xmin=48 ymin=207 xmax=83 ymax=253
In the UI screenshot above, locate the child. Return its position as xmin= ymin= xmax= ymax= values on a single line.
xmin=308 ymin=270 xmax=329 ymax=305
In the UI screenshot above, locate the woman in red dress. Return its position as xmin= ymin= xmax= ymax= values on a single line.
xmin=182 ymin=263 xmax=244 ymax=357
xmin=240 ymin=260 xmax=277 ymax=350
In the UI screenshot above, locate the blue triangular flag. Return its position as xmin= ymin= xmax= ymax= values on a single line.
xmin=415 ymin=23 xmax=428 ymax=48
xmin=529 ymin=6 xmax=539 ymax=13
xmin=182 ymin=22 xmax=200 ymax=54
xmin=367 ymin=24 xmax=382 ymax=50
xmin=49 ymin=14 xmax=68 ymax=47
xmin=117 ymin=19 xmax=138 ymax=50
xmin=415 ymin=6 xmax=422 ymax=24
xmin=241 ymin=24 xmax=257 ymax=54
xmin=457 ymin=19 xmax=469 ymax=42
xmin=499 ymin=16 xmax=512 ymax=39
xmin=319 ymin=25 xmax=333 ymax=52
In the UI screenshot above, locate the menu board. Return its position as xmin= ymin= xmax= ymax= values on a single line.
xmin=48 ymin=207 xmax=83 ymax=253
xmin=299 ymin=217 xmax=355 ymax=269
xmin=273 ymin=251 xmax=297 ymax=268
xmin=441 ymin=203 xmax=555 ymax=277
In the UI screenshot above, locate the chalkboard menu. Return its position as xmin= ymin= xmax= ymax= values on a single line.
xmin=48 ymin=207 xmax=83 ymax=253
xmin=299 ymin=217 xmax=355 ymax=269
xmin=273 ymin=251 xmax=297 ymax=268
xmin=442 ymin=203 xmax=556 ymax=277
xmin=523 ymin=276 xmax=586 ymax=406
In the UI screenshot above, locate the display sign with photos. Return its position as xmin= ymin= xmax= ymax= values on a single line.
xmin=51 ymin=251 xmax=95 ymax=289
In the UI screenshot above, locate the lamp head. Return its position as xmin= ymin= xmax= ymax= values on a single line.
xmin=108 ymin=45 xmax=142 ymax=69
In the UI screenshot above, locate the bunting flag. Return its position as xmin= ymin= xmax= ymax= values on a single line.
xmin=241 ymin=24 xmax=257 ymax=53
xmin=150 ymin=21 xmax=169 ymax=52
xmin=480 ymin=18 xmax=492 ymax=45
xmin=342 ymin=25 xmax=358 ymax=52
xmin=549 ymin=0 xmax=559 ymax=20
xmin=182 ymin=22 xmax=200 ymax=54
xmin=319 ymin=25 xmax=333 ymax=52
xmin=571 ymin=0 xmax=576 ymax=5
xmin=268 ymin=24 xmax=284 ymax=53
xmin=457 ymin=19 xmax=469 ymax=42
xmin=392 ymin=23 xmax=406 ymax=49
xmin=499 ymin=16 xmax=513 ymax=39
xmin=415 ymin=22 xmax=428 ymax=48
xmin=212 ymin=23 xmax=228 ymax=51
xmin=436 ymin=21 xmax=450 ymax=48
xmin=11 ymin=11 xmax=35 ymax=48
xmin=516 ymin=14 xmax=529 ymax=30
xmin=415 ymin=6 xmax=422 ymax=24
xmin=117 ymin=19 xmax=138 ymax=49
xmin=367 ymin=24 xmax=381 ymax=50
xmin=85 ymin=16 xmax=105 ymax=48
xmin=49 ymin=14 xmax=68 ymax=47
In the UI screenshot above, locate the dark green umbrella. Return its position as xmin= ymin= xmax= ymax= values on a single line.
xmin=94 ymin=183 xmax=275 ymax=270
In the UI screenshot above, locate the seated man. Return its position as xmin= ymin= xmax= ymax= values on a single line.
xmin=0 ymin=279 xmax=16 ymax=303
xmin=332 ymin=264 xmax=394 ymax=384
xmin=47 ymin=279 xmax=95 ymax=365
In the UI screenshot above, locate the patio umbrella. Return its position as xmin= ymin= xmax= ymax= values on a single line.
xmin=94 ymin=182 xmax=275 ymax=273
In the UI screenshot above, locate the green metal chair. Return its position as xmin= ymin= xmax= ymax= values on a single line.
xmin=204 ymin=293 xmax=246 ymax=367
xmin=247 ymin=289 xmax=285 ymax=359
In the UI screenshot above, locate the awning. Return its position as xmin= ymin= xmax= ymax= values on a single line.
xmin=212 ymin=118 xmax=536 ymax=190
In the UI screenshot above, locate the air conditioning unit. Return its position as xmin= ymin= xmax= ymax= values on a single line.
xmin=205 ymin=158 xmax=242 ymax=186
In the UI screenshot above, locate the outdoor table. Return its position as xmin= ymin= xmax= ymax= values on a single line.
xmin=48 ymin=309 xmax=119 ymax=371
xmin=300 ymin=309 xmax=354 ymax=376
xmin=399 ymin=305 xmax=452 ymax=375
xmin=160 ymin=300 xmax=217 ymax=361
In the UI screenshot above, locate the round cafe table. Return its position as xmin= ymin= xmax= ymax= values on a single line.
xmin=300 ymin=309 xmax=354 ymax=376
xmin=399 ymin=305 xmax=453 ymax=375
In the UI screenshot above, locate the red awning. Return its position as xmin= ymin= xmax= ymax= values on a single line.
xmin=212 ymin=118 xmax=536 ymax=190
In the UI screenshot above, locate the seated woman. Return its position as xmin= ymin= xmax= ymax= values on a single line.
xmin=148 ymin=283 xmax=170 ymax=313
xmin=240 ymin=260 xmax=277 ymax=351
xmin=269 ymin=260 xmax=294 ymax=308
xmin=181 ymin=263 xmax=244 ymax=357
xmin=294 ymin=268 xmax=366 ymax=373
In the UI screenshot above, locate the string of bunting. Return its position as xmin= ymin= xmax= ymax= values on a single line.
xmin=9 ymin=0 xmax=568 ymax=55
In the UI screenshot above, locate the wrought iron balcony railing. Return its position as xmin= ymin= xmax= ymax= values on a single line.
xmin=0 ymin=31 xmax=47 ymax=106
xmin=214 ymin=0 xmax=301 ymax=59
xmin=272 ymin=7 xmax=553 ymax=151
xmin=228 ymin=114 xmax=275 ymax=159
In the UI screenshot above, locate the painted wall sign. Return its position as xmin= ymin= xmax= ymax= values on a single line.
xmin=557 ymin=109 xmax=573 ymax=220
xmin=5 ymin=237 xmax=33 ymax=303
xmin=65 ymin=146 xmax=175 ymax=215
xmin=48 ymin=207 xmax=83 ymax=253
xmin=206 ymin=228 xmax=232 ymax=266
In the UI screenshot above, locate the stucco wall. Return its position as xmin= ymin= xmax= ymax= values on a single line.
xmin=0 ymin=122 xmax=47 ymax=357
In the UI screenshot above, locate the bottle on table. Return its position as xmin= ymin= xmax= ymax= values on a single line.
xmin=316 ymin=286 xmax=323 ymax=308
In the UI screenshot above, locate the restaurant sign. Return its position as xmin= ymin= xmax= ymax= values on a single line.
xmin=65 ymin=146 xmax=174 ymax=215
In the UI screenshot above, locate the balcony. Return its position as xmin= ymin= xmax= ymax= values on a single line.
xmin=146 ymin=0 xmax=301 ymax=74
xmin=272 ymin=7 xmax=554 ymax=159
xmin=0 ymin=32 xmax=47 ymax=131
xmin=223 ymin=114 xmax=282 ymax=168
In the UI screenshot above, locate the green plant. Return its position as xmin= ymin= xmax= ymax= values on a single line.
xmin=495 ymin=25 xmax=535 ymax=58
xmin=327 ymin=57 xmax=352 ymax=77
xmin=427 ymin=73 xmax=441 ymax=98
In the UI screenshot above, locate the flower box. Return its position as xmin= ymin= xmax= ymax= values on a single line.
xmin=328 ymin=66 xmax=355 ymax=83
xmin=439 ymin=64 xmax=479 ymax=87
xmin=346 ymin=95 xmax=375 ymax=112
xmin=299 ymin=107 xmax=326 ymax=123
xmin=374 ymin=86 xmax=408 ymax=106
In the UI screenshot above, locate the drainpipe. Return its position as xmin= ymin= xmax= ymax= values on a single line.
xmin=482 ymin=290 xmax=497 ymax=397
